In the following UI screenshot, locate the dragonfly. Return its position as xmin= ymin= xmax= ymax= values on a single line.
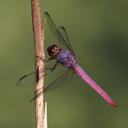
xmin=17 ymin=11 xmax=117 ymax=107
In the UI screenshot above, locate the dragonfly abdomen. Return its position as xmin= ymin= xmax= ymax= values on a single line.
xmin=74 ymin=64 xmax=117 ymax=107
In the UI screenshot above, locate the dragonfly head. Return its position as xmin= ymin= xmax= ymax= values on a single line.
xmin=47 ymin=44 xmax=61 ymax=57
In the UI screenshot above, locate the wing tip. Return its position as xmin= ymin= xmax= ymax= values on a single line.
xmin=44 ymin=11 xmax=50 ymax=17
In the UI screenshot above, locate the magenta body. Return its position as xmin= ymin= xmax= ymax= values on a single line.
xmin=74 ymin=64 xmax=116 ymax=107
xmin=56 ymin=49 xmax=116 ymax=107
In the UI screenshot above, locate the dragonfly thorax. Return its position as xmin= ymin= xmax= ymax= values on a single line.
xmin=57 ymin=50 xmax=77 ymax=68
xmin=47 ymin=44 xmax=61 ymax=57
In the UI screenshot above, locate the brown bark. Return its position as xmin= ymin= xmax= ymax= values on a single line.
xmin=31 ymin=0 xmax=45 ymax=128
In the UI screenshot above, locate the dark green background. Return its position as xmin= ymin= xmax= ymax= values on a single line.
xmin=0 ymin=0 xmax=128 ymax=128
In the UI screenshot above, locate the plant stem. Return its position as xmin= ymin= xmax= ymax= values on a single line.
xmin=31 ymin=0 xmax=45 ymax=128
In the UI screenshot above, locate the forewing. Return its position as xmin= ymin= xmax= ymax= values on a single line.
xmin=58 ymin=26 xmax=75 ymax=56
xmin=44 ymin=12 xmax=72 ymax=51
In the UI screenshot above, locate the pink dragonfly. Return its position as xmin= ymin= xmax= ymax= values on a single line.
xmin=44 ymin=12 xmax=117 ymax=107
xmin=17 ymin=12 xmax=117 ymax=107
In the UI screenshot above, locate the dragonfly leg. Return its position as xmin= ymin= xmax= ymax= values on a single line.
xmin=34 ymin=61 xmax=59 ymax=82
xmin=36 ymin=55 xmax=55 ymax=62
xmin=45 ymin=61 xmax=58 ymax=72
xmin=35 ymin=62 xmax=58 ymax=82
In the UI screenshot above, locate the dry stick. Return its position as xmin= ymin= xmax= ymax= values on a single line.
xmin=31 ymin=0 xmax=45 ymax=128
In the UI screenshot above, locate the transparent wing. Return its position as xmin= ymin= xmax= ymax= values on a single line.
xmin=30 ymin=69 xmax=75 ymax=101
xmin=16 ymin=71 xmax=35 ymax=86
xmin=16 ymin=69 xmax=52 ymax=86
xmin=44 ymin=12 xmax=74 ymax=53
xmin=44 ymin=69 xmax=74 ymax=93
xmin=58 ymin=26 xmax=75 ymax=56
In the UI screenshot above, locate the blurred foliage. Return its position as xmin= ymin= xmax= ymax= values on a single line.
xmin=0 ymin=0 xmax=128 ymax=128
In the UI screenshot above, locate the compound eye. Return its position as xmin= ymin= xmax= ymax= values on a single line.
xmin=55 ymin=47 xmax=58 ymax=51
xmin=52 ymin=48 xmax=55 ymax=53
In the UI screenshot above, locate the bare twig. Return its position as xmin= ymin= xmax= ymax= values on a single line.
xmin=31 ymin=0 xmax=45 ymax=128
